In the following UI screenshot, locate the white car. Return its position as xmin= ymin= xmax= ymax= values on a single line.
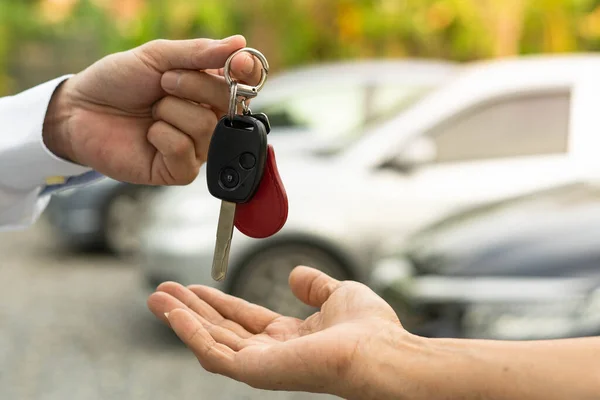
xmin=45 ymin=59 xmax=457 ymax=256
xmin=140 ymin=55 xmax=600 ymax=318
xmin=250 ymin=58 xmax=459 ymax=154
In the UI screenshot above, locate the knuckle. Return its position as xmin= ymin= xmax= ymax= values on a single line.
xmin=171 ymin=137 xmax=191 ymax=157
xmin=201 ymin=110 xmax=218 ymax=132
xmin=152 ymin=97 xmax=169 ymax=119
xmin=137 ymin=39 xmax=169 ymax=66
xmin=144 ymin=38 xmax=169 ymax=52
xmin=147 ymin=121 xmax=165 ymax=139
xmin=176 ymin=161 xmax=200 ymax=186
xmin=180 ymin=170 xmax=198 ymax=185
xmin=190 ymin=39 xmax=211 ymax=57
xmin=178 ymin=70 xmax=209 ymax=98
xmin=191 ymin=108 xmax=217 ymax=138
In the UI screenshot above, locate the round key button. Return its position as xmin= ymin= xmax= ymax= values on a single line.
xmin=239 ymin=152 xmax=256 ymax=170
xmin=219 ymin=168 xmax=239 ymax=189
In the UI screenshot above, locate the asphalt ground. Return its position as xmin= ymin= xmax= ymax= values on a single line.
xmin=0 ymin=218 xmax=337 ymax=400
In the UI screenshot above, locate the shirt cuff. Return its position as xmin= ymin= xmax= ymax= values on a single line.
xmin=40 ymin=170 xmax=105 ymax=196
xmin=0 ymin=74 xmax=94 ymax=191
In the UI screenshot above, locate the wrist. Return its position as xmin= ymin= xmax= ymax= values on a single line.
xmin=42 ymin=78 xmax=77 ymax=163
xmin=339 ymin=327 xmax=482 ymax=400
xmin=336 ymin=323 xmax=426 ymax=400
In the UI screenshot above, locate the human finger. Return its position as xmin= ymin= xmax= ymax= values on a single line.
xmin=289 ymin=266 xmax=342 ymax=308
xmin=152 ymin=95 xmax=217 ymax=161
xmin=188 ymin=285 xmax=282 ymax=334
xmin=149 ymin=292 xmax=249 ymax=351
xmin=166 ymin=308 xmax=239 ymax=376
xmin=160 ymin=70 xmax=232 ymax=115
xmin=146 ymin=120 xmax=199 ymax=184
xmin=134 ymin=35 xmax=247 ymax=73
xmin=156 ymin=281 xmax=252 ymax=338
xmin=205 ymin=50 xmax=262 ymax=87
xmin=229 ymin=51 xmax=263 ymax=86
xmin=204 ymin=67 xmax=224 ymax=77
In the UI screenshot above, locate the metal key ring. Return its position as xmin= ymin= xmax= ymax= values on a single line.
xmin=228 ymin=81 xmax=238 ymax=122
xmin=223 ymin=47 xmax=269 ymax=99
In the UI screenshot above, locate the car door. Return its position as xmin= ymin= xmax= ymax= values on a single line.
xmin=360 ymin=87 xmax=579 ymax=237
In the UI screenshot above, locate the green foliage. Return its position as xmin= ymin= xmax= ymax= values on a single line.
xmin=2 ymin=0 xmax=600 ymax=95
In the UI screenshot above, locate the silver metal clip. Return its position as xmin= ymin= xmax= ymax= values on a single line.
xmin=224 ymin=47 xmax=270 ymax=102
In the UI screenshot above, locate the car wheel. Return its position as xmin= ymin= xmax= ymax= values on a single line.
xmin=229 ymin=244 xmax=349 ymax=319
xmin=103 ymin=187 xmax=155 ymax=257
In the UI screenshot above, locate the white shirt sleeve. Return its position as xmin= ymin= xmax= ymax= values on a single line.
xmin=0 ymin=75 xmax=102 ymax=230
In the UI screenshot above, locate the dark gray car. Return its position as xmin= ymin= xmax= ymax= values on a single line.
xmin=371 ymin=182 xmax=600 ymax=340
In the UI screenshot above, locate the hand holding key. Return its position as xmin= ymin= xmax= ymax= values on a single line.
xmin=43 ymin=35 xmax=262 ymax=186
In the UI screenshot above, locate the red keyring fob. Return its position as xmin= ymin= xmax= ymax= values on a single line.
xmin=234 ymin=145 xmax=288 ymax=238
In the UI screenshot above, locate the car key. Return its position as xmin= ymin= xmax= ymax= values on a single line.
xmin=207 ymin=114 xmax=269 ymax=281
xmin=207 ymin=48 xmax=270 ymax=281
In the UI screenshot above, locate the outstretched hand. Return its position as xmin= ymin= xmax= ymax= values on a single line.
xmin=43 ymin=35 xmax=262 ymax=185
xmin=147 ymin=266 xmax=413 ymax=398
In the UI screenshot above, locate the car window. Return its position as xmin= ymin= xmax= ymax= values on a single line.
xmin=424 ymin=90 xmax=571 ymax=163
xmin=256 ymin=83 xmax=438 ymax=144
xmin=255 ymin=85 xmax=366 ymax=140
xmin=367 ymin=84 xmax=438 ymax=125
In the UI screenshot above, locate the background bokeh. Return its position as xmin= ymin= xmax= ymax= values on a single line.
xmin=4 ymin=0 xmax=600 ymax=94
xmin=3 ymin=1 xmax=600 ymax=399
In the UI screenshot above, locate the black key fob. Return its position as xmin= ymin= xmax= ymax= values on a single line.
xmin=206 ymin=115 xmax=268 ymax=203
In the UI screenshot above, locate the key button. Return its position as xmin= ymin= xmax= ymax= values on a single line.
xmin=239 ymin=152 xmax=256 ymax=170
xmin=220 ymin=168 xmax=239 ymax=189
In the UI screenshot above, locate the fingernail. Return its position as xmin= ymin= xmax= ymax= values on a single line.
xmin=161 ymin=71 xmax=179 ymax=92
xmin=242 ymin=54 xmax=254 ymax=75
xmin=164 ymin=312 xmax=170 ymax=319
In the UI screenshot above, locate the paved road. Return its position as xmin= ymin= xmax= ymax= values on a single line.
xmin=0 ymin=219 xmax=337 ymax=400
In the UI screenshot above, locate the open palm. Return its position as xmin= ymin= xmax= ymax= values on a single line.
xmin=147 ymin=266 xmax=406 ymax=397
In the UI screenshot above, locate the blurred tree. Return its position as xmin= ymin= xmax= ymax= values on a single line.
xmin=2 ymin=0 xmax=600 ymax=95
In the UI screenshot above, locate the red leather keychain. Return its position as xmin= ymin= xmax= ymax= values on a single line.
xmin=234 ymin=145 xmax=288 ymax=238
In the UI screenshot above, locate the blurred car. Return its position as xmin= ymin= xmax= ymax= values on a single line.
xmin=45 ymin=59 xmax=458 ymax=256
xmin=139 ymin=55 xmax=600 ymax=318
xmin=371 ymin=182 xmax=600 ymax=340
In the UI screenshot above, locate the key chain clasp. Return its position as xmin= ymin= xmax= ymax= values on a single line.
xmin=224 ymin=47 xmax=269 ymax=99
xmin=225 ymin=47 xmax=269 ymax=122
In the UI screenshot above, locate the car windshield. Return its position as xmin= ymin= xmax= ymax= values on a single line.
xmin=253 ymin=82 xmax=445 ymax=157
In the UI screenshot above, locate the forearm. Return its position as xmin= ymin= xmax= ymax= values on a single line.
xmin=346 ymin=330 xmax=600 ymax=400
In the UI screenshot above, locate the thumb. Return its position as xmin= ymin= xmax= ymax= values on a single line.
xmin=289 ymin=266 xmax=341 ymax=308
xmin=136 ymin=35 xmax=247 ymax=72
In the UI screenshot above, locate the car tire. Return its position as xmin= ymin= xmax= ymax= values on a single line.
xmin=103 ymin=186 xmax=155 ymax=257
xmin=229 ymin=243 xmax=350 ymax=319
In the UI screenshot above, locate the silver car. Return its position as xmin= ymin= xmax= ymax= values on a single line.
xmin=139 ymin=55 xmax=600 ymax=318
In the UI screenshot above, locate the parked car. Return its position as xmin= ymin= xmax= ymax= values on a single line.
xmin=139 ymin=54 xmax=600 ymax=318
xmin=370 ymin=182 xmax=600 ymax=340
xmin=44 ymin=59 xmax=457 ymax=256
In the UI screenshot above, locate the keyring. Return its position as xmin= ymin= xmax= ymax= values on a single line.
xmin=224 ymin=47 xmax=269 ymax=99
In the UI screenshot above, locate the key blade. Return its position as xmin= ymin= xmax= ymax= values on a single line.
xmin=211 ymin=201 xmax=237 ymax=281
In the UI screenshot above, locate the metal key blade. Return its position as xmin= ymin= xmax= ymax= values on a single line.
xmin=211 ymin=200 xmax=237 ymax=281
